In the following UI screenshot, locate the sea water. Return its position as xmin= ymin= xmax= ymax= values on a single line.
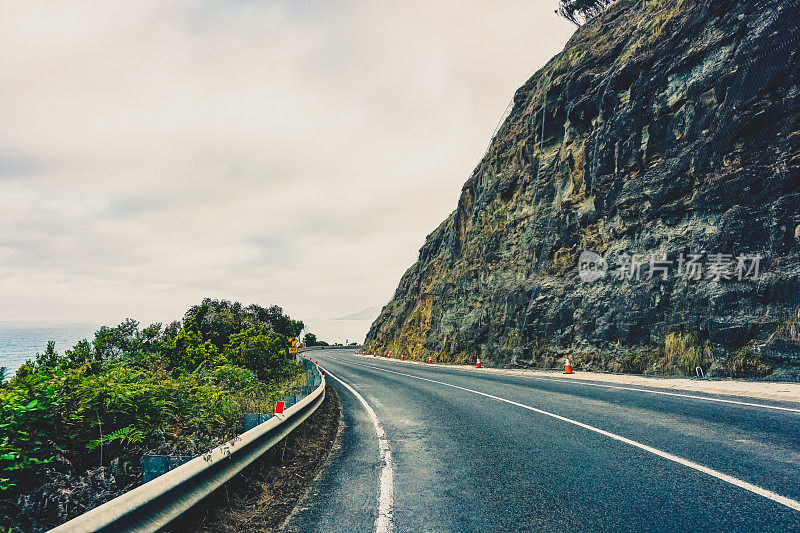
xmin=0 ymin=322 xmax=101 ymax=377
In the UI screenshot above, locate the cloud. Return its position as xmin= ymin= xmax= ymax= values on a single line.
xmin=0 ymin=0 xmax=574 ymax=330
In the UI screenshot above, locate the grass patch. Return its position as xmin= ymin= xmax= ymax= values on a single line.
xmin=776 ymin=310 xmax=800 ymax=340
xmin=723 ymin=345 xmax=772 ymax=379
xmin=663 ymin=332 xmax=709 ymax=376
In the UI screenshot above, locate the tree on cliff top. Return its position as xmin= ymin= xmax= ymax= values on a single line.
xmin=303 ymin=332 xmax=318 ymax=346
xmin=556 ymin=0 xmax=616 ymax=25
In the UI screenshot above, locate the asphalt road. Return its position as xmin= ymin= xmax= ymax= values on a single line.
xmin=283 ymin=350 xmax=800 ymax=532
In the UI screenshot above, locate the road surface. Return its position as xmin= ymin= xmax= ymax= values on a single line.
xmin=283 ymin=350 xmax=800 ymax=532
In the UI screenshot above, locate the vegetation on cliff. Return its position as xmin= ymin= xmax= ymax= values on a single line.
xmin=556 ymin=0 xmax=616 ymax=26
xmin=0 ymin=299 xmax=305 ymax=531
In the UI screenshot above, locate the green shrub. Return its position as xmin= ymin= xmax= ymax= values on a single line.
xmin=0 ymin=299 xmax=307 ymax=504
xmin=620 ymin=350 xmax=656 ymax=374
xmin=0 ymin=385 xmax=58 ymax=492
xmin=213 ymin=364 xmax=259 ymax=391
xmin=723 ymin=346 xmax=772 ymax=378
xmin=224 ymin=325 xmax=297 ymax=383
xmin=161 ymin=318 xmax=227 ymax=374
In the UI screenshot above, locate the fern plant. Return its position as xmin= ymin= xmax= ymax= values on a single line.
xmin=87 ymin=426 xmax=145 ymax=451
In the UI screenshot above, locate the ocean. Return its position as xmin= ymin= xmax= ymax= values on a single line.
xmin=0 ymin=321 xmax=102 ymax=377
xmin=0 ymin=318 xmax=372 ymax=379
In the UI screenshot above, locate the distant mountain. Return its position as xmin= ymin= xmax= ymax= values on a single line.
xmin=336 ymin=306 xmax=381 ymax=321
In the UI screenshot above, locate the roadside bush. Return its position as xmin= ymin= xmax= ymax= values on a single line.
xmin=185 ymin=299 xmax=304 ymax=351
xmin=161 ymin=319 xmax=226 ymax=374
xmin=0 ymin=298 xmax=306 ymax=526
xmin=224 ymin=325 xmax=297 ymax=383
xmin=723 ymin=346 xmax=772 ymax=378
xmin=213 ymin=364 xmax=259 ymax=391
xmin=571 ymin=351 xmax=603 ymax=371
xmin=619 ymin=350 xmax=656 ymax=374
xmin=0 ymin=385 xmax=58 ymax=492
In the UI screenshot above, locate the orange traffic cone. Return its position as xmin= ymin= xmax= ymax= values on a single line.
xmin=476 ymin=356 xmax=481 ymax=368
xmin=387 ymin=353 xmax=391 ymax=358
xmin=373 ymin=353 xmax=376 ymax=357
xmin=564 ymin=355 xmax=574 ymax=374
xmin=427 ymin=355 xmax=433 ymax=364
xmin=401 ymin=355 xmax=405 ymax=360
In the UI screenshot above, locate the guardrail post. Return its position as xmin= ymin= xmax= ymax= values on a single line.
xmin=243 ymin=413 xmax=272 ymax=432
xmin=141 ymin=455 xmax=196 ymax=484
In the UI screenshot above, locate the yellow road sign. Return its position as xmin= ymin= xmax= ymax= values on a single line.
xmin=289 ymin=347 xmax=298 ymax=354
xmin=289 ymin=337 xmax=299 ymax=346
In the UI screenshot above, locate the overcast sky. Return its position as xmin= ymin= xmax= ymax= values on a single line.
xmin=0 ymin=0 xmax=575 ymax=326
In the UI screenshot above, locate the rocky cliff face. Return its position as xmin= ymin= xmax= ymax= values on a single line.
xmin=365 ymin=0 xmax=800 ymax=377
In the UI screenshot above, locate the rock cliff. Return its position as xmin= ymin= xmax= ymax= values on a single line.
xmin=365 ymin=0 xmax=800 ymax=378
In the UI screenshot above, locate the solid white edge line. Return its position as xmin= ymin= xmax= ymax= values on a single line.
xmin=328 ymin=355 xmax=800 ymax=514
xmin=322 ymin=367 xmax=394 ymax=533
xmin=526 ymin=376 xmax=800 ymax=414
xmin=353 ymin=352 xmax=800 ymax=414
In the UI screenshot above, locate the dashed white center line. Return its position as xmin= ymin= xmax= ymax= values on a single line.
xmin=323 ymin=367 xmax=394 ymax=533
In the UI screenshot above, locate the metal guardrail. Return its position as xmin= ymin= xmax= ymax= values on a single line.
xmin=50 ymin=360 xmax=326 ymax=533
xmin=298 ymin=345 xmax=361 ymax=353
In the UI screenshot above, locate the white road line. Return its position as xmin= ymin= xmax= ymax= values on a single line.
xmin=353 ymin=353 xmax=800 ymax=414
xmin=323 ymin=367 xmax=394 ymax=533
xmin=525 ymin=376 xmax=800 ymax=414
xmin=326 ymin=355 xmax=800 ymax=514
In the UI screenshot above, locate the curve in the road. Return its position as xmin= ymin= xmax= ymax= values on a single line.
xmin=287 ymin=350 xmax=800 ymax=531
xmin=332 ymin=357 xmax=800 ymax=513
